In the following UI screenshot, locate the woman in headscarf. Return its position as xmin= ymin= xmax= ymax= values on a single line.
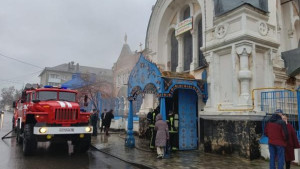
xmin=282 ymin=114 xmax=300 ymax=169
xmin=154 ymin=114 xmax=169 ymax=159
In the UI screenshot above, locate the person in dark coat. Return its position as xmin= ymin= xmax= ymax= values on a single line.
xmin=282 ymin=114 xmax=300 ymax=169
xmin=265 ymin=109 xmax=289 ymax=169
xmin=155 ymin=114 xmax=169 ymax=159
xmin=103 ymin=109 xmax=114 ymax=136
xmin=100 ymin=109 xmax=107 ymax=133
xmin=91 ymin=109 xmax=98 ymax=136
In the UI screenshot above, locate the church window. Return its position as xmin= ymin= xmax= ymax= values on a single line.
xmin=214 ymin=0 xmax=268 ymax=16
xmin=198 ymin=19 xmax=207 ymax=67
xmin=171 ymin=30 xmax=178 ymax=72
xmin=183 ymin=7 xmax=190 ymax=20
xmin=183 ymin=32 xmax=192 ymax=71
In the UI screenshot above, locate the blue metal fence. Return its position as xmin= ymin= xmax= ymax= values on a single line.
xmin=261 ymin=89 xmax=299 ymax=142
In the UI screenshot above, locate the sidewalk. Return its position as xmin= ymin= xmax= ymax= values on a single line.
xmin=91 ymin=133 xmax=299 ymax=169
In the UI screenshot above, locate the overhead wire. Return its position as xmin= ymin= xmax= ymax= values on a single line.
xmin=5 ymin=70 xmax=42 ymax=81
xmin=0 ymin=52 xmax=44 ymax=69
xmin=0 ymin=79 xmax=24 ymax=85
xmin=0 ymin=52 xmax=44 ymax=86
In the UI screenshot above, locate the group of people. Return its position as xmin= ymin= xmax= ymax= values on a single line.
xmin=90 ymin=109 xmax=114 ymax=136
xmin=265 ymin=109 xmax=300 ymax=169
xmin=152 ymin=108 xmax=300 ymax=163
xmin=147 ymin=107 xmax=178 ymax=159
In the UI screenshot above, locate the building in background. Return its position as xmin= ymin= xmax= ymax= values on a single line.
xmin=39 ymin=61 xmax=112 ymax=87
xmin=112 ymin=35 xmax=140 ymax=117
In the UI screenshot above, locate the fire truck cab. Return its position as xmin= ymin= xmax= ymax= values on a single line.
xmin=12 ymin=84 xmax=92 ymax=155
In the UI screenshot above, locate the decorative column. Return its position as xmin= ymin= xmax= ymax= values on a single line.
xmin=176 ymin=35 xmax=184 ymax=72
xmin=204 ymin=52 xmax=213 ymax=109
xmin=125 ymin=100 xmax=135 ymax=147
xmin=236 ymin=44 xmax=252 ymax=105
xmin=160 ymin=97 xmax=166 ymax=121
xmin=190 ymin=30 xmax=199 ymax=71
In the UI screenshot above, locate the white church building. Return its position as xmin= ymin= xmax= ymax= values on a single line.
xmin=126 ymin=0 xmax=300 ymax=160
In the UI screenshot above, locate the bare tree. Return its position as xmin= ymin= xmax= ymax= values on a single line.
xmin=0 ymin=86 xmax=16 ymax=109
xmin=14 ymin=89 xmax=22 ymax=101
xmin=76 ymin=73 xmax=113 ymax=110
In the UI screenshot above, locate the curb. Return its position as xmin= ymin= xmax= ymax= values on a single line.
xmin=90 ymin=145 xmax=154 ymax=169
xmin=118 ymin=134 xmax=153 ymax=152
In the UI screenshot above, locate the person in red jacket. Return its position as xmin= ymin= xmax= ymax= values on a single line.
xmin=265 ymin=109 xmax=289 ymax=169
xmin=282 ymin=114 xmax=300 ymax=169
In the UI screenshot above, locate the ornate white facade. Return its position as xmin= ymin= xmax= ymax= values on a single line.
xmin=141 ymin=0 xmax=300 ymax=158
xmin=145 ymin=0 xmax=300 ymax=118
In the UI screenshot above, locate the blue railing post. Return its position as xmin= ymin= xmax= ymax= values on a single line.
xmin=125 ymin=100 xmax=135 ymax=147
xmin=160 ymin=97 xmax=166 ymax=121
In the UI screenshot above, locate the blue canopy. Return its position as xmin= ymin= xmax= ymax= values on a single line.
xmin=127 ymin=54 xmax=207 ymax=100
xmin=125 ymin=54 xmax=208 ymax=148
xmin=62 ymin=73 xmax=96 ymax=89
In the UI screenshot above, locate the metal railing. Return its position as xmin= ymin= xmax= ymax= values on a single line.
xmin=260 ymin=89 xmax=299 ymax=141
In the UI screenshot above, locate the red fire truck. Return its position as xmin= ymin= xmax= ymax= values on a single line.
xmin=12 ymin=84 xmax=92 ymax=155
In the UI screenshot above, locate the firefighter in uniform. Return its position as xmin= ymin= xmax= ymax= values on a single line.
xmin=147 ymin=106 xmax=159 ymax=149
xmin=167 ymin=111 xmax=178 ymax=150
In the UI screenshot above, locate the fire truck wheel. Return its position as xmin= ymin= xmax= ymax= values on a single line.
xmin=23 ymin=124 xmax=37 ymax=155
xmin=73 ymin=135 xmax=91 ymax=153
xmin=16 ymin=122 xmax=23 ymax=144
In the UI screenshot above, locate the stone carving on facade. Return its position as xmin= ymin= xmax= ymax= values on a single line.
xmin=288 ymin=29 xmax=294 ymax=38
xmin=258 ymin=21 xmax=269 ymax=36
xmin=236 ymin=43 xmax=252 ymax=105
xmin=214 ymin=23 xmax=228 ymax=39
xmin=143 ymin=83 xmax=158 ymax=94
xmin=163 ymin=78 xmax=173 ymax=91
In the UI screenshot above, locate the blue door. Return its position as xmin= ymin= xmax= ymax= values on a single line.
xmin=178 ymin=89 xmax=198 ymax=150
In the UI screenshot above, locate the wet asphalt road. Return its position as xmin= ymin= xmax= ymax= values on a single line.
xmin=0 ymin=112 xmax=139 ymax=169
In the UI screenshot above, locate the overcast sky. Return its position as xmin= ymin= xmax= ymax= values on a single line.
xmin=0 ymin=0 xmax=156 ymax=91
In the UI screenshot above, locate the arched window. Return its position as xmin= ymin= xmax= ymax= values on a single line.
xmin=183 ymin=7 xmax=190 ymax=20
xmin=184 ymin=32 xmax=193 ymax=71
xmin=198 ymin=19 xmax=206 ymax=67
xmin=182 ymin=6 xmax=192 ymax=71
xmin=171 ymin=30 xmax=178 ymax=72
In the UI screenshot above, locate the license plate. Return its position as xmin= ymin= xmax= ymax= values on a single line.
xmin=58 ymin=128 xmax=75 ymax=132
